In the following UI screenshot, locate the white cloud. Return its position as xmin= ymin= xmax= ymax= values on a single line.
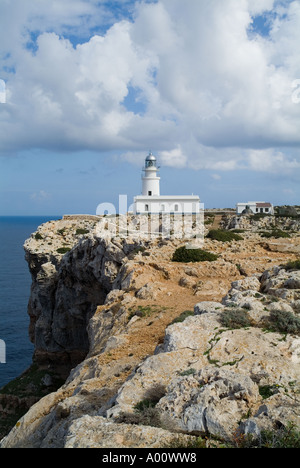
xmin=159 ymin=147 xmax=187 ymax=168
xmin=30 ymin=190 xmax=51 ymax=201
xmin=248 ymin=149 xmax=300 ymax=174
xmin=0 ymin=79 xmax=5 ymax=103
xmin=0 ymin=0 xmax=300 ymax=177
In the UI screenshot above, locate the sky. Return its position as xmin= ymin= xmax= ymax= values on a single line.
xmin=0 ymin=0 xmax=300 ymax=215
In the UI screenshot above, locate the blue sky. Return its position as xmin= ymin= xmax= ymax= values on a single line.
xmin=0 ymin=0 xmax=299 ymax=215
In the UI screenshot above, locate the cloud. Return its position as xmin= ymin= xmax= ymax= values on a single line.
xmin=0 ymin=79 xmax=5 ymax=103
xmin=248 ymin=149 xmax=300 ymax=174
xmin=0 ymin=0 xmax=300 ymax=176
xmin=30 ymin=190 xmax=51 ymax=202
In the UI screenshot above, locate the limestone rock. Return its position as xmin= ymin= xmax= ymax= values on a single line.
xmin=63 ymin=416 xmax=194 ymax=449
xmin=157 ymin=368 xmax=260 ymax=440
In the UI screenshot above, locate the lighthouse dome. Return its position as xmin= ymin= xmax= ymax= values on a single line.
xmin=146 ymin=152 xmax=156 ymax=162
xmin=145 ymin=151 xmax=157 ymax=168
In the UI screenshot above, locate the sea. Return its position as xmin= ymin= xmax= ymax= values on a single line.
xmin=0 ymin=216 xmax=61 ymax=389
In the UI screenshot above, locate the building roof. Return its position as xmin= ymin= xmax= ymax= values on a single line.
xmin=256 ymin=203 xmax=272 ymax=208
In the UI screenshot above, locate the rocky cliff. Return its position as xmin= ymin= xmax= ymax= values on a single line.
xmin=0 ymin=214 xmax=299 ymax=448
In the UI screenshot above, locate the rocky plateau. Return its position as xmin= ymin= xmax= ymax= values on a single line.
xmin=0 ymin=213 xmax=299 ymax=448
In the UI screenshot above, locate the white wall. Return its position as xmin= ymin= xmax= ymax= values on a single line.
xmin=134 ymin=196 xmax=200 ymax=214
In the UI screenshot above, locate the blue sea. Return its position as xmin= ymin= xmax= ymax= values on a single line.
xmin=0 ymin=216 xmax=61 ymax=389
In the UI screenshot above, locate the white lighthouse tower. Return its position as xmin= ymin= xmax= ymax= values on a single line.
xmin=133 ymin=150 xmax=200 ymax=215
xmin=142 ymin=151 xmax=160 ymax=197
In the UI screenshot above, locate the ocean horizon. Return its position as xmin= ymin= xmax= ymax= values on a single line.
xmin=0 ymin=216 xmax=61 ymax=389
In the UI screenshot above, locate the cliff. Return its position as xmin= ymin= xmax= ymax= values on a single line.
xmin=0 ymin=214 xmax=300 ymax=448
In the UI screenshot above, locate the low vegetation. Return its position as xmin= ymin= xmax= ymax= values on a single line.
xmin=259 ymin=229 xmax=290 ymax=239
xmin=115 ymin=384 xmax=166 ymax=429
xmin=219 ymin=308 xmax=253 ymax=329
xmin=263 ymin=309 xmax=300 ymax=336
xmin=206 ymin=229 xmax=243 ymax=242
xmin=172 ymin=246 xmax=218 ymax=263
xmin=283 ymin=259 xmax=300 ymax=271
xmin=232 ymin=423 xmax=300 ymax=449
xmin=169 ymin=310 xmax=194 ymax=325
xmin=75 ymin=228 xmax=89 ymax=235
xmin=56 ymin=247 xmax=71 ymax=254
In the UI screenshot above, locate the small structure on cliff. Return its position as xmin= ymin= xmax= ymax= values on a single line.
xmin=133 ymin=152 xmax=200 ymax=215
xmin=236 ymin=201 xmax=274 ymax=216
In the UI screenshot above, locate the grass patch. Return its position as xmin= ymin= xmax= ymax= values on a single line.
xmin=178 ymin=368 xmax=197 ymax=377
xmin=172 ymin=246 xmax=219 ymax=263
xmin=206 ymin=229 xmax=243 ymax=242
xmin=170 ymin=310 xmax=194 ymax=325
xmin=0 ymin=364 xmax=64 ymax=399
xmin=127 ymin=305 xmax=166 ymax=321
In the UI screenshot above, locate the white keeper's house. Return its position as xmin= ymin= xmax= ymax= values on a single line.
xmin=133 ymin=151 xmax=200 ymax=215
xmin=236 ymin=201 xmax=274 ymax=215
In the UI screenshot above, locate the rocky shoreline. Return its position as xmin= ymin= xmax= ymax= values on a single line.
xmin=0 ymin=214 xmax=299 ymax=447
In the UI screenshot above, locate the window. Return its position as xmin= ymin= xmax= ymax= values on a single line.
xmin=148 ymin=191 xmax=152 ymax=196
xmin=265 ymin=208 xmax=269 ymax=213
xmin=145 ymin=204 xmax=149 ymax=212
xmin=174 ymin=204 xmax=179 ymax=212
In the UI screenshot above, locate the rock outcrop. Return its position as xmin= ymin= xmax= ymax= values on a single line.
xmin=1 ymin=214 xmax=299 ymax=448
xmin=24 ymin=217 xmax=144 ymax=370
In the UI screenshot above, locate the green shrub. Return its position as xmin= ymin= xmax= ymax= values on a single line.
xmin=283 ymin=259 xmax=300 ymax=271
xmin=206 ymin=230 xmax=243 ymax=242
xmin=75 ymin=228 xmax=89 ymax=235
xmin=233 ymin=423 xmax=300 ymax=448
xmin=259 ymin=423 xmax=300 ymax=448
xmin=172 ymin=246 xmax=219 ymax=263
xmin=57 ymin=228 xmax=66 ymax=236
xmin=34 ymin=232 xmax=43 ymax=240
xmin=219 ymin=309 xmax=252 ymax=329
xmin=264 ymin=310 xmax=300 ymax=335
xmin=56 ymin=247 xmax=71 ymax=254
xmin=259 ymin=385 xmax=277 ymax=400
xmin=260 ymin=229 xmax=290 ymax=239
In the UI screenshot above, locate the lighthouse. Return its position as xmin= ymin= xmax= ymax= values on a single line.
xmin=142 ymin=152 xmax=160 ymax=197
xmin=133 ymin=151 xmax=200 ymax=215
